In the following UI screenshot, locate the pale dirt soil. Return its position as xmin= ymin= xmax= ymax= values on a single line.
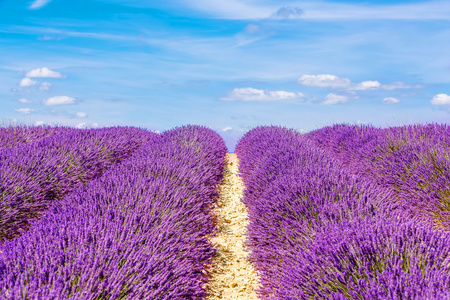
xmin=205 ymin=153 xmax=260 ymax=300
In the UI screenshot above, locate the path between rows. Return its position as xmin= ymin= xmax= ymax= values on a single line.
xmin=206 ymin=153 xmax=259 ymax=300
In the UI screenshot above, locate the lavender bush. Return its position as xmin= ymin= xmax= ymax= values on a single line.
xmin=237 ymin=125 xmax=450 ymax=299
xmin=306 ymin=123 xmax=450 ymax=228
xmin=0 ymin=126 xmax=156 ymax=241
xmin=278 ymin=216 xmax=450 ymax=299
xmin=0 ymin=125 xmax=70 ymax=151
xmin=0 ymin=125 xmax=226 ymax=299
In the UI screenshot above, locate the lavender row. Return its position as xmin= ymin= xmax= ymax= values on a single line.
xmin=306 ymin=123 xmax=450 ymax=228
xmin=0 ymin=125 xmax=227 ymax=299
xmin=0 ymin=125 xmax=70 ymax=151
xmin=0 ymin=126 xmax=156 ymax=242
xmin=236 ymin=126 xmax=450 ymax=299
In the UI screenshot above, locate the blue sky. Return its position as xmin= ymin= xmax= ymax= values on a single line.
xmin=1 ymin=0 xmax=450 ymax=150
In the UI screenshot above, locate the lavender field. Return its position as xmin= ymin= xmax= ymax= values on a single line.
xmin=2 ymin=123 xmax=450 ymax=299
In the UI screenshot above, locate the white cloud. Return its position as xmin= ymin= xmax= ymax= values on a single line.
xmin=221 ymin=87 xmax=304 ymax=101
xmin=76 ymin=112 xmax=88 ymax=118
xmin=245 ymin=24 xmax=260 ymax=34
xmin=271 ymin=7 xmax=304 ymax=19
xmin=298 ymin=74 xmax=352 ymax=89
xmin=382 ymin=97 xmax=400 ymax=104
xmin=39 ymin=82 xmax=52 ymax=92
xmin=222 ymin=126 xmax=233 ymax=132
xmin=298 ymin=74 xmax=419 ymax=92
xmin=382 ymin=81 xmax=415 ymax=90
xmin=75 ymin=123 xmax=88 ymax=129
xmin=351 ymin=80 xmax=381 ymax=90
xmin=18 ymin=98 xmax=31 ymax=104
xmin=35 ymin=121 xmax=45 ymax=126
xmin=172 ymin=0 xmax=450 ymax=20
xmin=26 ymin=67 xmax=63 ymax=78
xmin=92 ymin=123 xmax=99 ymax=128
xmin=38 ymin=36 xmax=65 ymax=41
xmin=322 ymin=93 xmax=349 ymax=105
xmin=29 ymin=0 xmax=51 ymax=9
xmin=431 ymin=94 xmax=450 ymax=105
xmin=19 ymin=78 xmax=37 ymax=87
xmin=15 ymin=108 xmax=34 ymax=114
xmin=43 ymin=96 xmax=75 ymax=106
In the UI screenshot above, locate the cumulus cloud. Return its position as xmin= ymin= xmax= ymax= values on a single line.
xmin=350 ymin=80 xmax=381 ymax=91
xmin=221 ymin=87 xmax=304 ymax=101
xmin=39 ymin=82 xmax=52 ymax=92
xmin=222 ymin=127 xmax=233 ymax=132
xmin=75 ymin=123 xmax=88 ymax=129
xmin=298 ymin=74 xmax=352 ymax=89
xmin=35 ymin=121 xmax=45 ymax=126
xmin=75 ymin=123 xmax=100 ymax=129
xmin=322 ymin=93 xmax=349 ymax=105
xmin=15 ymin=108 xmax=34 ymax=114
xmin=19 ymin=78 xmax=37 ymax=87
xmin=18 ymin=98 xmax=31 ymax=104
xmin=29 ymin=0 xmax=51 ymax=9
xmin=382 ymin=97 xmax=400 ymax=104
xmin=76 ymin=112 xmax=88 ymax=118
xmin=26 ymin=67 xmax=63 ymax=78
xmin=43 ymin=96 xmax=75 ymax=106
xmin=271 ymin=7 xmax=304 ymax=19
xmin=430 ymin=94 xmax=450 ymax=105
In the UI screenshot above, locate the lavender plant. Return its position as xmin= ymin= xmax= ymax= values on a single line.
xmin=0 ymin=125 xmax=226 ymax=299
xmin=0 ymin=126 xmax=156 ymax=241
xmin=307 ymin=123 xmax=450 ymax=228
xmin=237 ymin=125 xmax=450 ymax=299
xmin=0 ymin=125 xmax=70 ymax=151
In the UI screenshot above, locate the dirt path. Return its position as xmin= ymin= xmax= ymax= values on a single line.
xmin=206 ymin=153 xmax=259 ymax=300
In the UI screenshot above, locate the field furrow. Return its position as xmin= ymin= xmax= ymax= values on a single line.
xmin=207 ymin=153 xmax=259 ymax=300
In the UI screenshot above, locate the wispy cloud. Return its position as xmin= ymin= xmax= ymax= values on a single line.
xmin=76 ymin=112 xmax=88 ymax=118
xmin=322 ymin=93 xmax=348 ymax=105
xmin=430 ymin=93 xmax=450 ymax=105
xmin=382 ymin=97 xmax=400 ymax=104
xmin=38 ymin=36 xmax=66 ymax=41
xmin=177 ymin=0 xmax=450 ymax=20
xmin=271 ymin=7 xmax=304 ymax=20
xmin=29 ymin=0 xmax=52 ymax=10
xmin=18 ymin=98 xmax=31 ymax=103
xmin=222 ymin=126 xmax=233 ymax=132
xmin=221 ymin=87 xmax=304 ymax=101
xmin=381 ymin=81 xmax=422 ymax=90
xmin=43 ymin=96 xmax=75 ymax=106
xmin=298 ymin=74 xmax=351 ymax=89
xmin=15 ymin=108 xmax=34 ymax=114
xmin=298 ymin=74 xmax=419 ymax=91
xmin=39 ymin=82 xmax=52 ymax=92
xmin=26 ymin=67 xmax=63 ymax=78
